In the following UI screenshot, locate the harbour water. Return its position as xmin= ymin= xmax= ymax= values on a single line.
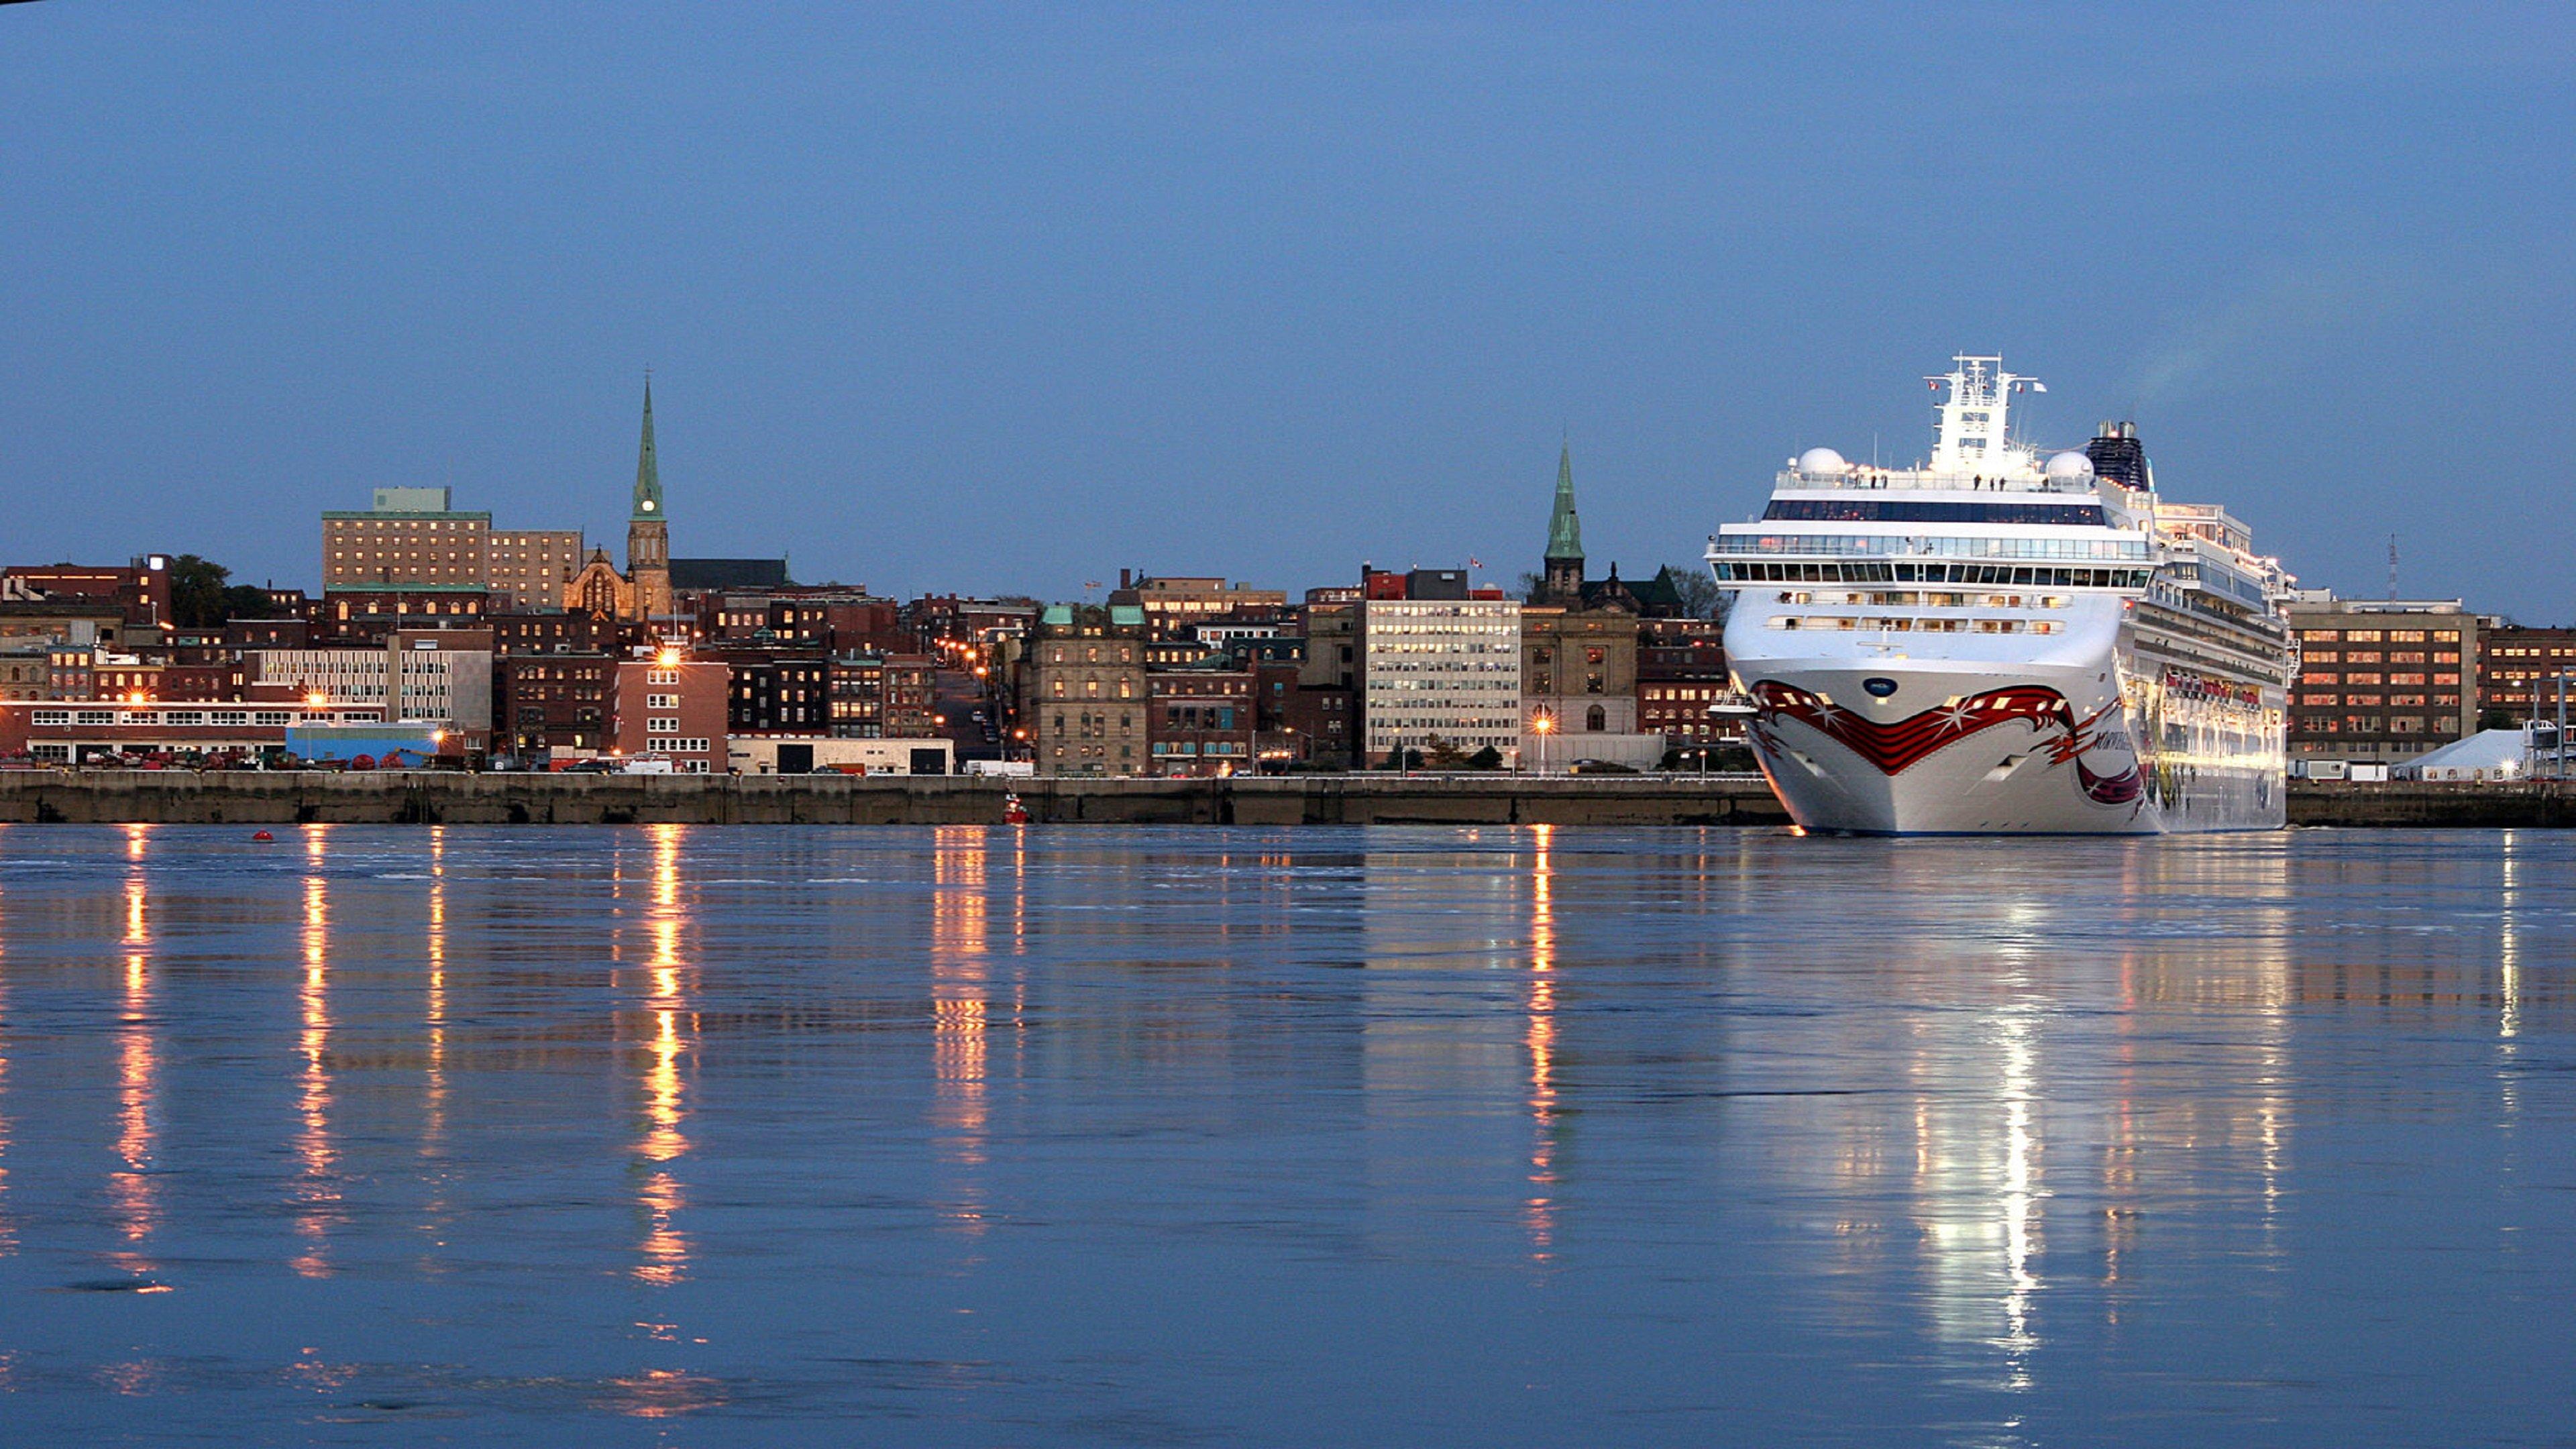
xmin=0 ymin=824 xmax=2566 ymax=1446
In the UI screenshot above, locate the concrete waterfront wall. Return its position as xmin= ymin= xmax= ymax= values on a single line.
xmin=3 ymin=771 xmax=2570 ymax=828
xmin=0 ymin=770 xmax=1793 ymax=828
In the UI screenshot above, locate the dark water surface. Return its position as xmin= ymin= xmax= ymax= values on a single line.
xmin=0 ymin=824 xmax=2568 ymax=1446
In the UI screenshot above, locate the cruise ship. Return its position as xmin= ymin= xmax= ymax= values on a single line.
xmin=1707 ymin=356 xmax=2296 ymax=834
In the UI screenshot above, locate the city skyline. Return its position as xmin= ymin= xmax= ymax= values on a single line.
xmin=4 ymin=7 xmax=2571 ymax=616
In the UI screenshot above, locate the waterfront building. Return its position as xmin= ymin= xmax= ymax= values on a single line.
xmin=709 ymin=645 xmax=830 ymax=735
xmin=494 ymin=651 xmax=614 ymax=757
xmin=0 ymin=698 xmax=385 ymax=764
xmin=881 ymin=654 xmax=938 ymax=736
xmin=726 ymin=735 xmax=953 ymax=775
xmin=1148 ymin=661 xmax=1256 ymax=775
xmin=828 ymin=653 xmax=888 ymax=736
xmin=608 ymin=649 xmax=728 ymax=772
xmin=1026 ymin=604 xmax=1149 ymax=776
xmin=2285 ymin=594 xmax=2478 ymax=763
xmin=250 ymin=629 xmax=494 ymax=749
xmin=1636 ymin=616 xmax=1738 ymax=747
xmin=818 ymin=650 xmax=941 ymax=740
xmin=1360 ymin=594 xmax=1521 ymax=766
xmin=2475 ymin=625 xmax=2576 ymax=725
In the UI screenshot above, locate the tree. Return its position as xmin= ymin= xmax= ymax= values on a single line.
xmin=1515 ymin=571 xmax=1547 ymax=603
xmin=1662 ymin=563 xmax=1728 ymax=623
xmin=168 ymin=555 xmax=274 ymax=627
xmin=1466 ymin=745 xmax=1504 ymax=770
xmin=1379 ymin=745 xmax=1421 ymax=771
xmin=1421 ymin=734 xmax=1472 ymax=769
xmin=168 ymin=555 xmax=233 ymax=627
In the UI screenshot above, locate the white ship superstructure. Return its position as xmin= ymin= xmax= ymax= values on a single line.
xmin=1708 ymin=356 xmax=2295 ymax=833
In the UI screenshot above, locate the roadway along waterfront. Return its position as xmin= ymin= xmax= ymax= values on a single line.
xmin=2 ymin=771 xmax=2573 ymax=827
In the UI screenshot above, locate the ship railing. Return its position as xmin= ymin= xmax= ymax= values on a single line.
xmin=1773 ymin=468 xmax=2097 ymax=494
xmin=1709 ymin=533 xmax=2151 ymax=561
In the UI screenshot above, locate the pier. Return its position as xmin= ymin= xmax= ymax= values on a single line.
xmin=2 ymin=770 xmax=2573 ymax=828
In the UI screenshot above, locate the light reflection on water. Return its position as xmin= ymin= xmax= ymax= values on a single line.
xmin=0 ymin=824 xmax=2567 ymax=1445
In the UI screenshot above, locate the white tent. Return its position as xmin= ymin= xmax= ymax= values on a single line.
xmin=2395 ymin=729 xmax=2530 ymax=782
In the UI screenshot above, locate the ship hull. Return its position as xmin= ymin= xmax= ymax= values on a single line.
xmin=1735 ymin=652 xmax=2283 ymax=835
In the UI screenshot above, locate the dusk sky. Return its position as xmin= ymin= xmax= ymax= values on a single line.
xmin=5 ymin=5 xmax=2571 ymax=617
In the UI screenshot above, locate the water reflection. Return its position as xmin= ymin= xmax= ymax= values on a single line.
xmin=110 ymin=826 xmax=159 ymax=1275
xmin=0 ymin=851 xmax=11 ymax=1257
xmin=635 ymin=824 xmax=690 ymax=1286
xmin=930 ymin=825 xmax=989 ymax=1237
xmin=292 ymin=826 xmax=338 ymax=1277
xmin=0 ymin=826 xmax=2565 ymax=1446
xmin=1523 ymin=824 xmax=1558 ymax=1261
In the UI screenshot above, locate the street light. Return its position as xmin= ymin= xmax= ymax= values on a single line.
xmin=1532 ymin=712 xmax=1554 ymax=775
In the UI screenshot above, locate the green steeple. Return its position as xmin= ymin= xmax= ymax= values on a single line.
xmin=1544 ymin=441 xmax=1582 ymax=564
xmin=631 ymin=380 xmax=664 ymax=522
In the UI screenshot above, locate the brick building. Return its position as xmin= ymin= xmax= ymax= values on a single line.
xmin=2477 ymin=626 xmax=2576 ymax=726
xmin=3 ymin=557 xmax=174 ymax=630
xmin=609 ymin=652 xmax=729 ymax=772
xmin=1637 ymin=618 xmax=1737 ymax=745
xmin=713 ymin=647 xmax=830 ymax=734
xmin=1148 ymin=663 xmax=1255 ymax=775
xmin=319 ymin=584 xmax=489 ymax=641
xmin=495 ymin=653 xmax=614 ymax=757
xmin=490 ymin=610 xmax=629 ymax=657
xmin=2285 ymin=596 xmax=2477 ymax=764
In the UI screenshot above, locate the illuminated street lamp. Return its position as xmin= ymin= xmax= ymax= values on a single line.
xmin=1531 ymin=712 xmax=1555 ymax=775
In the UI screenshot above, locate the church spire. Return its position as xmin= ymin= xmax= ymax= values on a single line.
xmin=631 ymin=378 xmax=663 ymax=522
xmin=1544 ymin=441 xmax=1583 ymax=565
xmin=1538 ymin=441 xmax=1588 ymax=605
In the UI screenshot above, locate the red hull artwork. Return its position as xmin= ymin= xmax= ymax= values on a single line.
xmin=1750 ymin=680 xmax=2145 ymax=805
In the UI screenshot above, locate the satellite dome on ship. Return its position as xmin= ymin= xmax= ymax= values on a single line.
xmin=2045 ymin=451 xmax=2096 ymax=481
xmin=1796 ymin=447 xmax=1848 ymax=478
